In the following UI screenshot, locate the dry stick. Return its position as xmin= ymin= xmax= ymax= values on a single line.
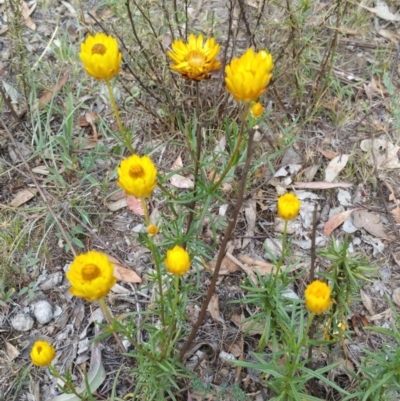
xmin=179 ymin=129 xmax=255 ymax=361
xmin=237 ymin=0 xmax=255 ymax=48
xmin=0 ymin=117 xmax=77 ymax=257
xmin=172 ymin=0 xmax=183 ymax=38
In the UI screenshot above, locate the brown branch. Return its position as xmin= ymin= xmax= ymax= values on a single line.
xmin=179 ymin=128 xmax=255 ymax=361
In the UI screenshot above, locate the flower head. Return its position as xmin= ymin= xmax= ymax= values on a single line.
xmin=30 ymin=340 xmax=56 ymax=367
xmin=80 ymin=33 xmax=122 ymax=81
xmin=277 ymin=193 xmax=301 ymax=220
xmin=66 ymin=251 xmax=116 ymax=302
xmin=225 ymin=48 xmax=273 ymax=102
xmin=305 ymin=280 xmax=332 ymax=314
xmin=165 ymin=245 xmax=191 ymax=276
xmin=167 ymin=34 xmax=221 ymax=81
xmin=147 ymin=224 xmax=159 ymax=236
xmin=118 ymin=154 xmax=157 ymax=198
xmin=251 ymin=102 xmax=264 ymax=117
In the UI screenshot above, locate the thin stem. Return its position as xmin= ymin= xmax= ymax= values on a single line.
xmin=105 ymin=80 xmax=134 ymax=153
xmin=147 ymin=238 xmax=166 ymax=327
xmin=161 ymin=275 xmax=180 ymax=358
xmin=98 ymin=297 xmax=126 ymax=353
xmin=209 ymin=103 xmax=250 ymax=192
xmin=140 ymin=197 xmax=150 ymax=227
xmin=179 ymin=127 xmax=256 ymax=361
xmin=49 ymin=366 xmax=84 ymax=400
xmin=184 ymin=81 xmax=203 ymax=243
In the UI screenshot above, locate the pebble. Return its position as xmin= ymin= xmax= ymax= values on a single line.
xmin=32 ymin=300 xmax=53 ymax=324
xmin=11 ymin=313 xmax=34 ymax=332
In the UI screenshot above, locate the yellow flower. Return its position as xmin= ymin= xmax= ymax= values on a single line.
xmin=225 ymin=48 xmax=273 ymax=102
xmin=277 ymin=193 xmax=301 ymax=220
xmin=305 ymin=280 xmax=332 ymax=314
xmin=80 ymin=33 xmax=122 ymax=81
xmin=251 ymin=102 xmax=264 ymax=117
xmin=165 ymin=245 xmax=191 ymax=276
xmin=167 ymin=34 xmax=221 ymax=81
xmin=147 ymin=224 xmax=159 ymax=236
xmin=118 ymin=154 xmax=157 ymax=198
xmin=30 ymin=340 xmax=56 ymax=367
xmin=66 ymin=251 xmax=116 ymax=302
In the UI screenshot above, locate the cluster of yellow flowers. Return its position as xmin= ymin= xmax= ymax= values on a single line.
xmin=24 ymin=33 xmax=328 ymax=371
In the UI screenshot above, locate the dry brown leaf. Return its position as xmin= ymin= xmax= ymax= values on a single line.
xmin=127 ymin=196 xmax=145 ymax=215
xmin=324 ymin=154 xmax=349 ymax=182
xmin=21 ymin=1 xmax=37 ymax=30
xmin=5 ymin=342 xmax=20 ymax=361
xmin=317 ymin=148 xmax=337 ymax=160
xmin=38 ymin=73 xmax=69 ymax=109
xmin=10 ymin=188 xmax=37 ymax=207
xmin=169 ymin=174 xmax=194 ymax=189
xmin=368 ymin=308 xmax=393 ymax=322
xmin=352 ymin=210 xmax=387 ymax=238
xmin=207 ymin=294 xmax=223 ymax=322
xmin=32 ymin=165 xmax=49 ymax=175
xmin=230 ymin=313 xmax=264 ymax=335
xmin=237 ymin=254 xmax=277 ymax=274
xmin=391 ymin=207 xmax=400 ymax=224
xmin=106 ymin=198 xmax=127 ymax=212
xmin=323 ymin=209 xmax=359 ymax=236
xmin=360 ymin=289 xmax=375 ymax=316
xmin=378 ymin=28 xmax=400 ymax=44
xmin=383 ymin=180 xmax=397 ymax=202
xmin=242 ymin=200 xmax=256 ymax=249
xmin=293 ymin=182 xmax=352 ymax=189
xmin=392 ymin=288 xmax=400 ymax=307
xmin=109 ymin=189 xmax=126 ymax=201
xmin=208 ymin=257 xmax=240 ymax=275
xmin=224 ymin=337 xmax=243 ymax=358
xmin=171 ymin=154 xmax=183 ymax=171
xmin=107 ymin=255 xmax=142 ymax=284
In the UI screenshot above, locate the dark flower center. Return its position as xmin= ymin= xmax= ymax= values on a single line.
xmin=92 ymin=43 xmax=107 ymax=55
xmin=129 ymin=165 xmax=145 ymax=179
xmin=82 ymin=264 xmax=101 ymax=281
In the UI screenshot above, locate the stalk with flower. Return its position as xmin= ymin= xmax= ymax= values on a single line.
xmin=79 ymin=33 xmax=133 ymax=153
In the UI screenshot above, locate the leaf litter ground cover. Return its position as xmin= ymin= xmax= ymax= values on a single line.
xmin=1 ymin=0 xmax=400 ymax=400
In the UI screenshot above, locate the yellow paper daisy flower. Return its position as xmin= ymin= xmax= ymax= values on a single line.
xmin=165 ymin=245 xmax=191 ymax=276
xmin=66 ymin=251 xmax=116 ymax=302
xmin=277 ymin=193 xmax=301 ymax=220
xmin=305 ymin=280 xmax=332 ymax=314
xmin=225 ymin=48 xmax=273 ymax=102
xmin=167 ymin=34 xmax=221 ymax=81
xmin=118 ymin=154 xmax=157 ymax=198
xmin=79 ymin=33 xmax=122 ymax=81
xmin=251 ymin=102 xmax=264 ymax=117
xmin=30 ymin=340 xmax=56 ymax=367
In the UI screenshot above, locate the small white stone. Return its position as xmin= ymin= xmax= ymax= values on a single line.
xmin=11 ymin=313 xmax=34 ymax=332
xmin=32 ymin=300 xmax=53 ymax=324
xmin=219 ymin=351 xmax=236 ymax=364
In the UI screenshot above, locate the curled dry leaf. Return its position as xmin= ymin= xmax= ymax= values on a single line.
xmin=107 ymin=255 xmax=142 ymax=284
xmin=323 ymin=209 xmax=359 ymax=236
xmin=324 ymin=154 xmax=349 ymax=182
xmin=207 ymin=294 xmax=224 ymax=323
xmin=9 ymin=188 xmax=37 ymax=207
xmin=392 ymin=288 xmax=400 ymax=307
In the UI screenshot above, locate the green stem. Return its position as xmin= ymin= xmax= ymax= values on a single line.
xmin=147 ymin=237 xmax=166 ymax=327
xmin=161 ymin=275 xmax=180 ymax=358
xmin=105 ymin=80 xmax=134 ymax=153
xmin=210 ymin=103 xmax=250 ymax=192
xmin=48 ymin=365 xmax=84 ymax=400
xmin=140 ymin=196 xmax=150 ymax=227
xmin=98 ymin=297 xmax=126 ymax=353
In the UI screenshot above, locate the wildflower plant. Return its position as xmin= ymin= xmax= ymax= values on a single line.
xmin=11 ymin=1 xmax=390 ymax=400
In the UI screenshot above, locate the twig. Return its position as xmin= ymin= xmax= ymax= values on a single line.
xmin=179 ymin=129 xmax=256 ymax=361
xmin=309 ymin=205 xmax=318 ymax=282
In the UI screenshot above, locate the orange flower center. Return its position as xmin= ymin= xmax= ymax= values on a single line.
xmin=37 ymin=346 xmax=42 ymax=354
xmin=187 ymin=50 xmax=206 ymax=68
xmin=82 ymin=264 xmax=101 ymax=281
xmin=129 ymin=165 xmax=145 ymax=179
xmin=92 ymin=43 xmax=107 ymax=55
